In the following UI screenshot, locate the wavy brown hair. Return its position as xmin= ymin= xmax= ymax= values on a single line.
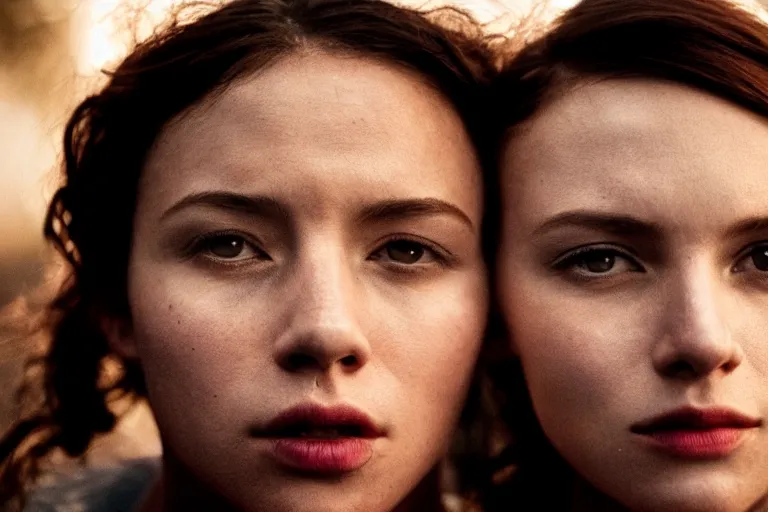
xmin=0 ymin=1 xmax=497 ymax=508
xmin=483 ymin=0 xmax=768 ymax=509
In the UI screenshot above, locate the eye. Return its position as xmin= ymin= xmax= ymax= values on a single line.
xmin=553 ymin=246 xmax=643 ymax=278
xmin=195 ymin=233 xmax=270 ymax=262
xmin=734 ymin=243 xmax=768 ymax=273
xmin=370 ymin=239 xmax=440 ymax=266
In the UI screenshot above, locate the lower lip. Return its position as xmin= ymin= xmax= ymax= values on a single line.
xmin=638 ymin=428 xmax=752 ymax=458
xmin=271 ymin=438 xmax=374 ymax=474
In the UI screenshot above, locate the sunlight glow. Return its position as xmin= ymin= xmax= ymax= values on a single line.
xmin=77 ymin=0 xmax=768 ymax=77
xmin=78 ymin=0 xmax=197 ymax=75
xmin=77 ymin=0 xmax=538 ymax=75
xmin=737 ymin=0 xmax=768 ymax=21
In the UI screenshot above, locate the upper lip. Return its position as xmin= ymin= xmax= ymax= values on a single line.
xmin=631 ymin=406 xmax=762 ymax=434
xmin=257 ymin=403 xmax=385 ymax=438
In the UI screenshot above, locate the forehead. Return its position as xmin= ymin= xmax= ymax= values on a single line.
xmin=501 ymin=79 xmax=768 ymax=233
xmin=139 ymin=50 xmax=481 ymax=217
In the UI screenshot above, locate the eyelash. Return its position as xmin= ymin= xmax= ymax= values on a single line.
xmin=183 ymin=231 xmax=453 ymax=272
xmin=552 ymin=241 xmax=768 ymax=281
xmin=184 ymin=230 xmax=269 ymax=267
xmin=551 ymin=244 xmax=644 ymax=279
xmin=368 ymin=235 xmax=454 ymax=273
xmin=733 ymin=241 xmax=768 ymax=274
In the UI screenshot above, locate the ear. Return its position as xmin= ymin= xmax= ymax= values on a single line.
xmin=101 ymin=315 xmax=140 ymax=360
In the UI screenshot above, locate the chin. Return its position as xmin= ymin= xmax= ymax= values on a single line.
xmin=617 ymin=478 xmax=761 ymax=512
xmin=248 ymin=499 xmax=371 ymax=512
xmin=626 ymin=496 xmax=746 ymax=512
xmin=229 ymin=481 xmax=397 ymax=512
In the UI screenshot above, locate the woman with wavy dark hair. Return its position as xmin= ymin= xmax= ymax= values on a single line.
xmin=0 ymin=1 xmax=496 ymax=510
xmin=487 ymin=0 xmax=768 ymax=510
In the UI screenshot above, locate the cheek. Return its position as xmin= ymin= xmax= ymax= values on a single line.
xmin=126 ymin=268 xmax=273 ymax=424
xmin=131 ymin=296 xmax=251 ymax=380
xmin=499 ymin=278 xmax=650 ymax=438
xmin=373 ymin=274 xmax=488 ymax=436
xmin=513 ymin=312 xmax=613 ymax=430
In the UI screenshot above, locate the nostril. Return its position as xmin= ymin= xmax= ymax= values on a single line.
xmin=663 ymin=360 xmax=697 ymax=380
xmin=285 ymin=353 xmax=318 ymax=371
xmin=281 ymin=353 xmax=360 ymax=372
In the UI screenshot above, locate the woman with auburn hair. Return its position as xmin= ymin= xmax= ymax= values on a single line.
xmin=0 ymin=1 xmax=496 ymax=510
xmin=487 ymin=0 xmax=768 ymax=510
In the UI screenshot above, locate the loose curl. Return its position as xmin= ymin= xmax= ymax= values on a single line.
xmin=0 ymin=1 xmax=497 ymax=509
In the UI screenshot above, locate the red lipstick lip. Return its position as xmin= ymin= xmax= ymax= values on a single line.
xmin=261 ymin=404 xmax=384 ymax=439
xmin=631 ymin=407 xmax=762 ymax=459
xmin=254 ymin=404 xmax=385 ymax=474
xmin=631 ymin=407 xmax=762 ymax=433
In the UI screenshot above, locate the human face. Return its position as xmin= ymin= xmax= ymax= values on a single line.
xmin=120 ymin=51 xmax=487 ymax=512
xmin=498 ymin=79 xmax=768 ymax=512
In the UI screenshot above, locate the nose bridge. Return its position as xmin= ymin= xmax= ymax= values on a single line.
xmin=295 ymin=238 xmax=356 ymax=326
xmin=674 ymin=260 xmax=726 ymax=342
xmin=274 ymin=234 xmax=370 ymax=373
xmin=654 ymin=255 xmax=741 ymax=377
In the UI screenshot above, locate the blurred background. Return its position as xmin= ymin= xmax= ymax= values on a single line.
xmin=0 ymin=0 xmax=764 ymax=465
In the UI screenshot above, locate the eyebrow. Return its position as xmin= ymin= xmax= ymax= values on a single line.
xmin=358 ymin=198 xmax=475 ymax=230
xmin=724 ymin=216 xmax=768 ymax=239
xmin=161 ymin=192 xmax=291 ymax=222
xmin=160 ymin=192 xmax=474 ymax=230
xmin=533 ymin=210 xmax=662 ymax=238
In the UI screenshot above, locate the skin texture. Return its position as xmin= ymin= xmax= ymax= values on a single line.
xmin=109 ymin=50 xmax=488 ymax=512
xmin=498 ymin=79 xmax=768 ymax=512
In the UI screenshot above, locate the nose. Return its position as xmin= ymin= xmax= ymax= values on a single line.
xmin=272 ymin=247 xmax=371 ymax=375
xmin=652 ymin=261 xmax=744 ymax=380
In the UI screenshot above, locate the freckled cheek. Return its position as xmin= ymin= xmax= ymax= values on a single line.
xmin=127 ymin=274 xmax=273 ymax=410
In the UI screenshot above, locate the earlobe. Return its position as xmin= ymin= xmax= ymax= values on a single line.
xmin=101 ymin=316 xmax=140 ymax=360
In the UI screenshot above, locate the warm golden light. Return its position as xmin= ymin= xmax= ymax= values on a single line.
xmin=70 ymin=0 xmax=768 ymax=81
xmin=78 ymin=0 xmax=195 ymax=75
xmin=77 ymin=0 xmax=563 ymax=76
xmin=738 ymin=0 xmax=768 ymax=21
